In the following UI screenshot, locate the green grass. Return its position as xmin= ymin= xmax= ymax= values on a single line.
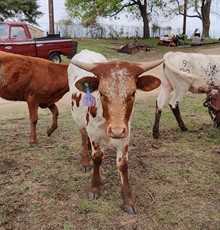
xmin=1 ymin=95 xmax=220 ymax=229
xmin=1 ymin=40 xmax=220 ymax=229
xmin=72 ymin=37 xmax=220 ymax=61
xmin=61 ymin=37 xmax=220 ymax=65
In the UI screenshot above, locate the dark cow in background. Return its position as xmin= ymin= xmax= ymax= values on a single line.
xmin=68 ymin=49 xmax=163 ymax=214
xmin=153 ymin=51 xmax=220 ymax=138
xmin=0 ymin=51 xmax=69 ymax=146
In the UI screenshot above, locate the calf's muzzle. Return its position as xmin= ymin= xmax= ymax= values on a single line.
xmin=106 ymin=124 xmax=128 ymax=138
xmin=203 ymin=85 xmax=220 ymax=128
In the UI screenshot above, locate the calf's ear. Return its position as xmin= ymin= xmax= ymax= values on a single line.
xmin=137 ymin=75 xmax=161 ymax=91
xmin=75 ymin=76 xmax=99 ymax=93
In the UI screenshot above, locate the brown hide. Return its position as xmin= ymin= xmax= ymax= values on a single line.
xmin=203 ymin=86 xmax=220 ymax=127
xmin=75 ymin=61 xmax=161 ymax=138
xmin=94 ymin=63 xmax=144 ymax=138
xmin=0 ymin=51 xmax=69 ymax=145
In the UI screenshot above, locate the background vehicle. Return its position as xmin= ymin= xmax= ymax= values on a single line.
xmin=0 ymin=22 xmax=78 ymax=63
xmin=158 ymin=34 xmax=187 ymax=46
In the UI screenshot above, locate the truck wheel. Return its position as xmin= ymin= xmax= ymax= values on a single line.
xmin=49 ymin=52 xmax=61 ymax=63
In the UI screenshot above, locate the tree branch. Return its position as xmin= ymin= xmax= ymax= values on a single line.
xmin=109 ymin=2 xmax=137 ymax=17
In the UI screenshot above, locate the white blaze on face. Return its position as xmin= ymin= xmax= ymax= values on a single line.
xmin=101 ymin=67 xmax=136 ymax=121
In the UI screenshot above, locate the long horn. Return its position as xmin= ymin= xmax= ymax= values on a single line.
xmin=137 ymin=58 xmax=164 ymax=71
xmin=70 ymin=60 xmax=97 ymax=72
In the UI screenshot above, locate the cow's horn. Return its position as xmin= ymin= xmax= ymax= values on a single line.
xmin=138 ymin=58 xmax=164 ymax=71
xmin=70 ymin=60 xmax=97 ymax=72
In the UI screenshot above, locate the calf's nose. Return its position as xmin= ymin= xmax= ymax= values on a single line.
xmin=107 ymin=125 xmax=128 ymax=138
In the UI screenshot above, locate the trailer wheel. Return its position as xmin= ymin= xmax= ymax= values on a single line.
xmin=49 ymin=52 xmax=61 ymax=63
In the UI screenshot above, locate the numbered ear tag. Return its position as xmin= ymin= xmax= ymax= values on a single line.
xmin=82 ymin=82 xmax=96 ymax=106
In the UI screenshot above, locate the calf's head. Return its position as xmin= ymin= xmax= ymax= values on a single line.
xmin=201 ymin=85 xmax=220 ymax=128
xmin=207 ymin=88 xmax=220 ymax=127
xmin=73 ymin=60 xmax=162 ymax=138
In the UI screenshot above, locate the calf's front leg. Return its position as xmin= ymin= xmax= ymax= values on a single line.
xmin=80 ymin=127 xmax=92 ymax=173
xmin=89 ymin=141 xmax=103 ymax=200
xmin=117 ymin=145 xmax=137 ymax=214
xmin=152 ymin=101 xmax=162 ymax=139
xmin=27 ymin=101 xmax=39 ymax=146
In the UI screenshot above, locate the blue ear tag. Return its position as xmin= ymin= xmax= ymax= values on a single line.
xmin=82 ymin=82 xmax=96 ymax=106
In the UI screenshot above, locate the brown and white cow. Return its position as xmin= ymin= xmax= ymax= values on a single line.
xmin=0 ymin=51 xmax=69 ymax=146
xmin=68 ymin=49 xmax=163 ymax=213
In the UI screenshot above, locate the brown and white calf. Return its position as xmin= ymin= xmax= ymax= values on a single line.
xmin=0 ymin=51 xmax=69 ymax=146
xmin=68 ymin=49 xmax=163 ymax=213
xmin=153 ymin=52 xmax=220 ymax=138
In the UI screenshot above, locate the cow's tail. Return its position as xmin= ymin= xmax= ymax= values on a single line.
xmin=164 ymin=52 xmax=200 ymax=81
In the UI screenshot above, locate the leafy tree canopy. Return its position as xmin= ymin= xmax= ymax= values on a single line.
xmin=65 ymin=0 xmax=124 ymax=26
xmin=66 ymin=0 xmax=164 ymax=25
xmin=65 ymin=0 xmax=164 ymax=38
xmin=0 ymin=0 xmax=43 ymax=25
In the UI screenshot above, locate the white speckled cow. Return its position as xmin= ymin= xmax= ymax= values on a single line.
xmin=68 ymin=49 xmax=163 ymax=214
xmin=153 ymin=52 xmax=220 ymax=138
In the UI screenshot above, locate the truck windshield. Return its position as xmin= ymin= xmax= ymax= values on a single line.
xmin=0 ymin=24 xmax=9 ymax=39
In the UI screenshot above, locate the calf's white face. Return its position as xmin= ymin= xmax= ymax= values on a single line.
xmin=74 ymin=61 xmax=161 ymax=138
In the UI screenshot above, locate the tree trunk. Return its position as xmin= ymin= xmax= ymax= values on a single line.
xmin=201 ymin=0 xmax=212 ymax=38
xmin=183 ymin=0 xmax=187 ymax=34
xmin=142 ymin=11 xmax=150 ymax=38
xmin=138 ymin=0 xmax=150 ymax=39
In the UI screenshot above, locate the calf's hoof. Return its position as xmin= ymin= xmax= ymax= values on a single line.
xmin=89 ymin=191 xmax=100 ymax=200
xmin=181 ymin=126 xmax=188 ymax=132
xmin=82 ymin=165 xmax=91 ymax=173
xmin=122 ymin=204 xmax=138 ymax=214
xmin=152 ymin=131 xmax=159 ymax=139
xmin=29 ymin=142 xmax=38 ymax=147
xmin=47 ymin=129 xmax=53 ymax=137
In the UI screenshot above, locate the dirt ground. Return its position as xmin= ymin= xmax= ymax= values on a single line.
xmin=1 ymin=45 xmax=220 ymax=230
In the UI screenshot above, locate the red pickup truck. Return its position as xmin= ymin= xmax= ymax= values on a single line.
xmin=0 ymin=21 xmax=78 ymax=63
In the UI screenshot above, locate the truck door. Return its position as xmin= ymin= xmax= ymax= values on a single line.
xmin=5 ymin=25 xmax=36 ymax=56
